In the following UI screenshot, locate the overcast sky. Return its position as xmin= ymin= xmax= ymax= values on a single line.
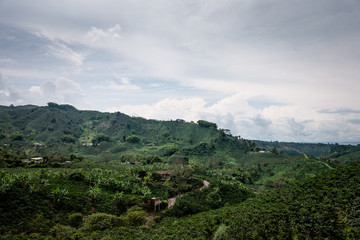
xmin=1 ymin=0 xmax=360 ymax=143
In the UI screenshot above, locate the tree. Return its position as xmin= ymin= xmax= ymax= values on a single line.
xmin=151 ymin=172 xmax=162 ymax=182
xmin=61 ymin=134 xmax=77 ymax=143
xmin=197 ymin=120 xmax=217 ymax=129
xmin=137 ymin=170 xmax=147 ymax=180
xmin=92 ymin=134 xmax=110 ymax=145
xmin=100 ymin=151 xmax=112 ymax=163
xmin=125 ymin=135 xmax=140 ymax=144
xmin=11 ymin=132 xmax=24 ymax=141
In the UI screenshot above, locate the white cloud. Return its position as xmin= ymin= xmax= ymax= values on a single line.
xmin=111 ymin=97 xmax=207 ymax=121
xmin=92 ymin=77 xmax=140 ymax=91
xmin=0 ymin=73 xmax=85 ymax=107
xmin=85 ymin=24 xmax=122 ymax=43
xmin=108 ymin=94 xmax=360 ymax=142
xmin=47 ymin=41 xmax=84 ymax=67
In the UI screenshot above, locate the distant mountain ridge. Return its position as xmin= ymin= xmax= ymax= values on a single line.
xmin=0 ymin=103 xmax=254 ymax=163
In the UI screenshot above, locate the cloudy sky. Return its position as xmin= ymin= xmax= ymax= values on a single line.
xmin=1 ymin=0 xmax=360 ymax=143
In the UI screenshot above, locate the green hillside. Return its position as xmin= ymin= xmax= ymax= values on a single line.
xmin=0 ymin=103 xmax=253 ymax=164
xmin=1 ymin=103 xmax=360 ymax=239
xmin=78 ymin=160 xmax=360 ymax=239
xmin=1 ymin=157 xmax=357 ymax=239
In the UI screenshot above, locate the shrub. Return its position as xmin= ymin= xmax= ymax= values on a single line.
xmin=69 ymin=172 xmax=85 ymax=182
xmin=151 ymin=172 xmax=162 ymax=182
xmin=197 ymin=120 xmax=217 ymax=129
xmin=125 ymin=135 xmax=140 ymax=144
xmin=11 ymin=132 xmax=24 ymax=141
xmin=214 ymin=224 xmax=228 ymax=240
xmin=120 ymin=153 xmax=141 ymax=163
xmin=163 ymin=145 xmax=179 ymax=156
xmin=61 ymin=134 xmax=77 ymax=143
xmin=68 ymin=213 xmax=83 ymax=228
xmin=50 ymin=224 xmax=76 ymax=239
xmin=82 ymin=213 xmax=124 ymax=232
xmin=124 ymin=206 xmax=147 ymax=226
xmin=92 ymin=134 xmax=111 ymax=145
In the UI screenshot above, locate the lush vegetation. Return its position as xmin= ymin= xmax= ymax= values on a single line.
xmin=1 ymin=103 xmax=360 ymax=239
xmin=0 ymin=103 xmax=254 ymax=164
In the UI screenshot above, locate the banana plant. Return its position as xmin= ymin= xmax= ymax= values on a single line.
xmin=51 ymin=187 xmax=69 ymax=206
xmin=88 ymin=184 xmax=101 ymax=204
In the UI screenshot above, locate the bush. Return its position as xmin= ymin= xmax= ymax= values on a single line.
xmin=120 ymin=153 xmax=141 ymax=163
xmin=163 ymin=145 xmax=179 ymax=157
xmin=61 ymin=134 xmax=77 ymax=143
xmin=11 ymin=132 xmax=24 ymax=141
xmin=92 ymin=134 xmax=111 ymax=145
xmin=50 ymin=224 xmax=76 ymax=239
xmin=197 ymin=120 xmax=217 ymax=129
xmin=125 ymin=135 xmax=140 ymax=144
xmin=214 ymin=224 xmax=228 ymax=240
xmin=68 ymin=213 xmax=83 ymax=228
xmin=69 ymin=172 xmax=85 ymax=182
xmin=82 ymin=213 xmax=124 ymax=232
xmin=124 ymin=206 xmax=147 ymax=226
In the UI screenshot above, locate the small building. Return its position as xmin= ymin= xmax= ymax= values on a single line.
xmin=21 ymin=159 xmax=30 ymax=163
xmin=156 ymin=170 xmax=173 ymax=180
xmin=151 ymin=197 xmax=161 ymax=212
xmin=31 ymin=157 xmax=44 ymax=163
xmin=133 ymin=161 xmax=143 ymax=165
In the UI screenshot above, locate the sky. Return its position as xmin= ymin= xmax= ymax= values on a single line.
xmin=0 ymin=0 xmax=360 ymax=143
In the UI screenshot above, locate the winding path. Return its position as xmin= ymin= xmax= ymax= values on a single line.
xmin=167 ymin=180 xmax=210 ymax=208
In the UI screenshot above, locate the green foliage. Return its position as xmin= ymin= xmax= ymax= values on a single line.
xmin=69 ymin=172 xmax=85 ymax=181
xmin=82 ymin=213 xmax=123 ymax=232
xmin=100 ymin=151 xmax=113 ymax=163
xmin=61 ymin=134 xmax=77 ymax=143
xmin=161 ymin=181 xmax=253 ymax=218
xmin=112 ymin=191 xmax=126 ymax=213
xmin=0 ymin=103 xmax=254 ymax=164
xmin=50 ymin=224 xmax=76 ymax=239
xmin=182 ymin=142 xmax=215 ymax=156
xmin=88 ymin=184 xmax=101 ymax=203
xmin=125 ymin=135 xmax=140 ymax=144
xmin=151 ymin=172 xmax=162 ymax=182
xmin=222 ymin=161 xmax=360 ymax=239
xmin=0 ymin=147 xmax=22 ymax=168
xmin=2 ymin=104 xmax=360 ymax=239
xmin=163 ymin=144 xmax=179 ymax=156
xmin=123 ymin=206 xmax=147 ymax=226
xmin=11 ymin=132 xmax=24 ymax=141
xmin=197 ymin=120 xmax=217 ymax=129
xmin=0 ymin=132 xmax=6 ymax=140
xmin=92 ymin=133 xmax=111 ymax=145
xmin=120 ymin=153 xmax=141 ymax=163
xmin=51 ymin=187 xmax=69 ymax=206
xmin=169 ymin=154 xmax=188 ymax=165
xmin=214 ymin=224 xmax=228 ymax=240
xmin=68 ymin=213 xmax=83 ymax=228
